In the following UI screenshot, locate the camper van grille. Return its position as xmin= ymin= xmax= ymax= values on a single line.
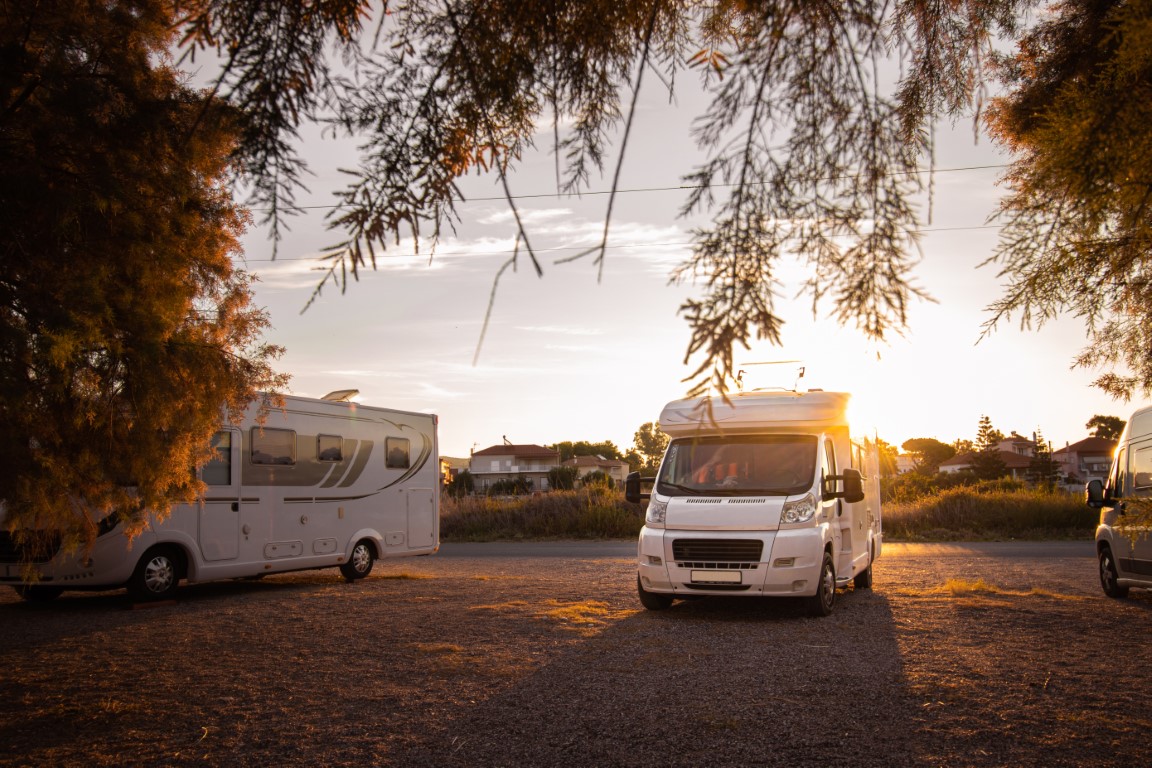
xmin=0 ymin=531 xmax=62 ymax=564
xmin=672 ymin=539 xmax=763 ymax=568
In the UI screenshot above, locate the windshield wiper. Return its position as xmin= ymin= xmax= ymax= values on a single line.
xmin=658 ymin=482 xmax=702 ymax=496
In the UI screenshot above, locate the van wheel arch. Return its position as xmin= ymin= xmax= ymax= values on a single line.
xmin=637 ymin=575 xmax=674 ymax=610
xmin=805 ymin=549 xmax=836 ymax=617
xmin=129 ymin=545 xmax=185 ymax=601
xmin=1098 ymin=543 xmax=1129 ymax=599
xmin=340 ymin=538 xmax=377 ymax=581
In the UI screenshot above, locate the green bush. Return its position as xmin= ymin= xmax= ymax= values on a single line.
xmin=486 ymin=475 xmax=532 ymax=496
xmin=547 ymin=465 xmax=579 ymax=490
xmin=441 ymin=488 xmax=644 ymax=541
xmin=439 ymin=483 xmax=1095 ymax=542
xmin=581 ymin=470 xmax=613 ymax=489
xmin=883 ymin=486 xmax=1095 ymax=541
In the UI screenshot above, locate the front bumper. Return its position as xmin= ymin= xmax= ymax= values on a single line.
xmin=637 ymin=526 xmax=827 ymax=598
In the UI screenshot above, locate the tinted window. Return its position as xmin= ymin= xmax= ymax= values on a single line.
xmin=252 ymin=428 xmax=296 ymax=466
xmin=1131 ymin=440 xmax=1152 ymax=495
xmin=386 ymin=437 xmax=410 ymax=469
xmin=202 ymin=431 xmax=232 ymax=485
xmin=317 ymin=434 xmax=343 ymax=462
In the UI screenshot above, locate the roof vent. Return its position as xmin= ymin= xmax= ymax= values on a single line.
xmin=322 ymin=389 xmax=359 ymax=402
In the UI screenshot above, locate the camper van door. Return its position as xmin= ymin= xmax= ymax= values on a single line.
xmin=199 ymin=428 xmax=242 ymax=562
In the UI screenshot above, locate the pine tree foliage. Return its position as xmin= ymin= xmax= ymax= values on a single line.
xmin=174 ymin=2 xmax=1152 ymax=398
xmin=0 ymin=0 xmax=287 ymax=553
xmin=985 ymin=0 xmax=1152 ymax=399
xmin=1026 ymin=428 xmax=1061 ymax=488
xmin=175 ymin=0 xmax=1026 ymax=396
xmin=972 ymin=414 xmax=1008 ymax=480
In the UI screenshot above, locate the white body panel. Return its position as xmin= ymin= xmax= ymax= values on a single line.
xmin=2 ymin=394 xmax=439 ymax=594
xmin=638 ymin=391 xmax=881 ymax=602
xmin=1096 ymin=404 xmax=1152 ymax=590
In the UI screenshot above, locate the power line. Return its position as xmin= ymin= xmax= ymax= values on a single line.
xmin=247 ymin=163 xmax=1009 ymax=213
xmin=238 ymin=224 xmax=1003 ymax=263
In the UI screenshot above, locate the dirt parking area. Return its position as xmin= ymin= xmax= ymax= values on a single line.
xmin=2 ymin=542 xmax=1151 ymax=767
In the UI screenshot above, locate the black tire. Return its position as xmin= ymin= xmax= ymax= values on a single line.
xmin=805 ymin=552 xmax=836 ymax=617
xmin=13 ymin=585 xmax=63 ymax=602
xmin=340 ymin=539 xmax=376 ymax=581
xmin=1099 ymin=545 xmax=1129 ymax=599
xmin=637 ymin=574 xmax=674 ymax=610
xmin=129 ymin=546 xmax=182 ymax=601
xmin=854 ymin=544 xmax=874 ymax=590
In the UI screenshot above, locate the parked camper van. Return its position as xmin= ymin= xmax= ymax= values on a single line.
xmin=2 ymin=392 xmax=439 ymax=601
xmin=625 ymin=390 xmax=881 ymax=616
xmin=1087 ymin=404 xmax=1152 ymax=598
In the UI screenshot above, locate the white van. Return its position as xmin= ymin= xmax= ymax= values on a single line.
xmin=625 ymin=390 xmax=881 ymax=616
xmin=1087 ymin=404 xmax=1152 ymax=597
xmin=2 ymin=392 xmax=439 ymax=601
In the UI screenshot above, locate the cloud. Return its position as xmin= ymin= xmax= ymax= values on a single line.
xmin=514 ymin=325 xmax=604 ymax=336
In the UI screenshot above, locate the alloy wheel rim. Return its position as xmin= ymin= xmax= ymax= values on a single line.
xmin=145 ymin=557 xmax=174 ymax=594
xmin=352 ymin=544 xmax=370 ymax=573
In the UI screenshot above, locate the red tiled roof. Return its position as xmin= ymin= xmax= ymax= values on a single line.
xmin=472 ymin=444 xmax=559 ymax=458
xmin=1053 ymin=437 xmax=1116 ymax=456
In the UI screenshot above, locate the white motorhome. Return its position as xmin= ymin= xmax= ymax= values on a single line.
xmin=2 ymin=392 xmax=439 ymax=601
xmin=625 ymin=390 xmax=881 ymax=616
xmin=1087 ymin=404 xmax=1152 ymax=597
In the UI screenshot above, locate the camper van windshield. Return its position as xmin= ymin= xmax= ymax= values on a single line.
xmin=656 ymin=435 xmax=819 ymax=497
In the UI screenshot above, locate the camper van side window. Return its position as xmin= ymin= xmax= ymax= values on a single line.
xmin=317 ymin=434 xmax=343 ymax=462
xmin=251 ymin=428 xmax=296 ymax=466
xmin=386 ymin=437 xmax=410 ymax=469
xmin=202 ymin=431 xmax=232 ymax=485
xmin=1131 ymin=441 xmax=1152 ymax=496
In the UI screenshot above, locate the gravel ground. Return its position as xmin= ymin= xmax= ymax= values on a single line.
xmin=2 ymin=542 xmax=1151 ymax=767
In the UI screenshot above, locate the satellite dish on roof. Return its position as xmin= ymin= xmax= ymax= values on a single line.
xmin=321 ymin=389 xmax=360 ymax=402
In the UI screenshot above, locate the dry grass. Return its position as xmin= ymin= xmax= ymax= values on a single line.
xmin=929 ymin=578 xmax=1086 ymax=601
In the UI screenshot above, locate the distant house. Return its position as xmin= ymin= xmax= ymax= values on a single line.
xmin=440 ymin=456 xmax=471 ymax=485
xmin=895 ymin=455 xmax=918 ymax=474
xmin=563 ymin=455 xmax=632 ymax=488
xmin=939 ymin=449 xmax=1033 ymax=480
xmin=1053 ymin=437 xmax=1116 ymax=486
xmin=996 ymin=432 xmax=1037 ymax=457
xmin=469 ymin=443 xmax=561 ymax=493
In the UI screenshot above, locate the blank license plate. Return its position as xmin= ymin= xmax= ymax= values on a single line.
xmin=691 ymin=570 xmax=741 ymax=584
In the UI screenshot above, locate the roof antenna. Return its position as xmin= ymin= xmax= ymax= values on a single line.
xmin=793 ymin=366 xmax=806 ymax=391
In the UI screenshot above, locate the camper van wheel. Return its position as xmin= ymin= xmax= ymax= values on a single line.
xmin=129 ymin=546 xmax=182 ymax=601
xmin=13 ymin=585 xmax=63 ymax=602
xmin=805 ymin=553 xmax=836 ymax=617
xmin=1098 ymin=545 xmax=1129 ymax=599
xmin=853 ymin=544 xmax=874 ymax=590
xmin=636 ymin=575 xmax=674 ymax=610
xmin=340 ymin=540 xmax=376 ymax=581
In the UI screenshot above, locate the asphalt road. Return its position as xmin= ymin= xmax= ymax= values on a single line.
xmin=436 ymin=538 xmax=1096 ymax=559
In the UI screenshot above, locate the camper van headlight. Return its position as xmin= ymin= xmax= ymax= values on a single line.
xmin=780 ymin=494 xmax=817 ymax=524
xmin=645 ymin=498 xmax=668 ymax=526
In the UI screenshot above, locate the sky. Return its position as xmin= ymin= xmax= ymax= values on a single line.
xmin=233 ymin=80 xmax=1131 ymax=460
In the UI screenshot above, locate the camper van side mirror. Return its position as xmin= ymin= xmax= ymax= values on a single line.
xmin=625 ymin=472 xmax=650 ymax=504
xmin=841 ymin=469 xmax=865 ymax=504
xmin=1086 ymin=479 xmax=1107 ymax=509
